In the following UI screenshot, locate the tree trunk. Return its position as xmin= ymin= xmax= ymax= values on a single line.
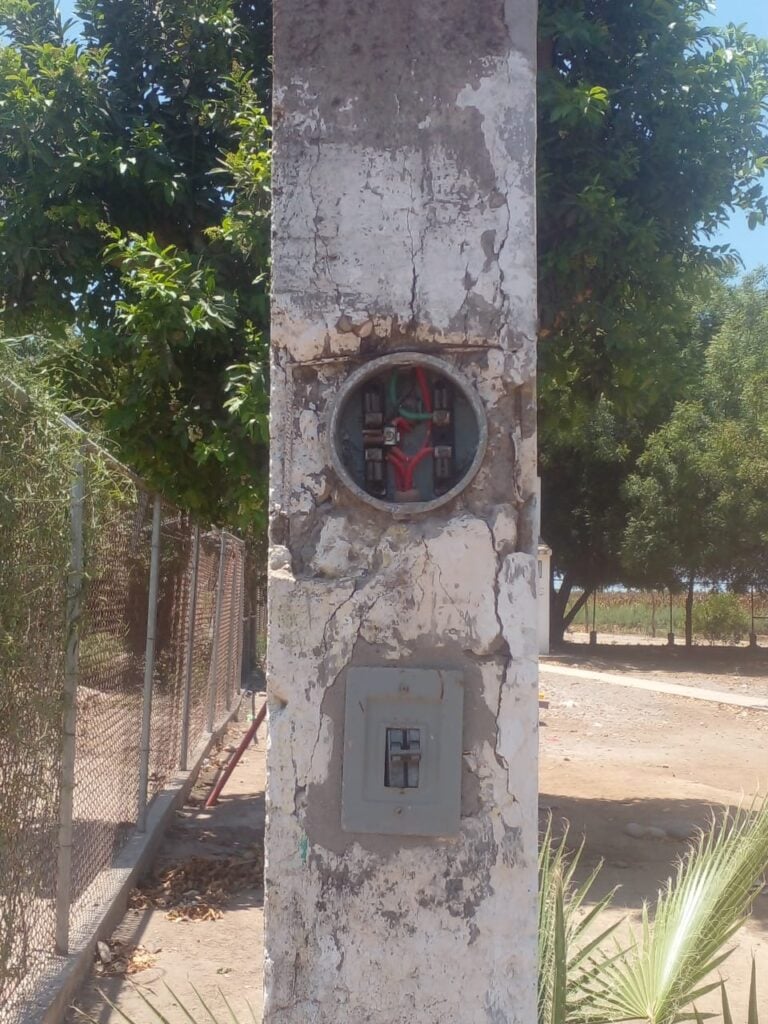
xmin=550 ymin=573 xmax=593 ymax=645
xmin=685 ymin=575 xmax=695 ymax=647
xmin=550 ymin=575 xmax=571 ymax=645
xmin=564 ymin=588 xmax=593 ymax=633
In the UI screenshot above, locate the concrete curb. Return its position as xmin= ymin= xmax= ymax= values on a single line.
xmin=19 ymin=705 xmax=241 ymax=1024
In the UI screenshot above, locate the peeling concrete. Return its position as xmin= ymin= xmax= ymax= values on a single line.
xmin=266 ymin=1 xmax=538 ymax=1021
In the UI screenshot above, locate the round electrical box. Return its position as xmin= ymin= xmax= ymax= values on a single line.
xmin=329 ymin=353 xmax=487 ymax=514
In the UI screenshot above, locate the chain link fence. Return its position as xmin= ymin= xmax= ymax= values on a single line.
xmin=242 ymin=548 xmax=268 ymax=685
xmin=0 ymin=384 xmax=261 ymax=1023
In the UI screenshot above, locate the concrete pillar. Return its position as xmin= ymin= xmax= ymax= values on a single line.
xmin=266 ymin=3 xmax=538 ymax=1022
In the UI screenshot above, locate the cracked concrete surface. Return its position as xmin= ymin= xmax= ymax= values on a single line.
xmin=266 ymin=1 xmax=538 ymax=1021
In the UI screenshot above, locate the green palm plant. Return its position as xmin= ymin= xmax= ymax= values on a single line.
xmin=716 ymin=960 xmax=761 ymax=1024
xmin=540 ymin=799 xmax=768 ymax=1024
xmin=538 ymin=818 xmax=622 ymax=1024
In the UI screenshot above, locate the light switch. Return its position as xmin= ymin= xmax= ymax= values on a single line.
xmin=385 ymin=727 xmax=421 ymax=788
xmin=341 ymin=667 xmax=463 ymax=836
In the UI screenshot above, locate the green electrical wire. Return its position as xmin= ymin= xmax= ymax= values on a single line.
xmin=388 ymin=371 xmax=399 ymax=410
xmin=389 ymin=369 xmax=432 ymax=422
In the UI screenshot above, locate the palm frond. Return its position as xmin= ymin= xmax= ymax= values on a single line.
xmin=72 ymin=984 xmax=251 ymax=1024
xmin=584 ymin=798 xmax=768 ymax=1024
xmin=539 ymin=818 xmax=623 ymax=1024
xmin=719 ymin=959 xmax=761 ymax=1024
xmin=722 ymin=979 xmax=735 ymax=1024
xmin=747 ymin=958 xmax=759 ymax=1024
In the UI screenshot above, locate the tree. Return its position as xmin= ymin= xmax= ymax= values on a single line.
xmin=537 ymin=0 xmax=768 ymax=640
xmin=623 ymin=402 xmax=721 ymax=645
xmin=623 ymin=271 xmax=768 ymax=644
xmin=701 ymin=271 xmax=768 ymax=594
xmin=0 ymin=0 xmax=272 ymax=528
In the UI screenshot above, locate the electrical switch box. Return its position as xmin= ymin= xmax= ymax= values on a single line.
xmin=329 ymin=353 xmax=488 ymax=515
xmin=341 ymin=667 xmax=464 ymax=836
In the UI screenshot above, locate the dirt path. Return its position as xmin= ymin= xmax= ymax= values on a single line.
xmin=542 ymin=661 xmax=768 ymax=709
xmin=554 ymin=640 xmax=768 ymax=699
xmin=541 ymin=652 xmax=768 ymax=1019
xmin=68 ymin=708 xmax=266 ymax=1024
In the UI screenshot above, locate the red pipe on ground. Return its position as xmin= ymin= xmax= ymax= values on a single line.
xmin=204 ymin=700 xmax=267 ymax=808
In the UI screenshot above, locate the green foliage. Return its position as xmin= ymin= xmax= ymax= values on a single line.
xmin=623 ymin=401 xmax=719 ymax=589
xmin=718 ymin=960 xmax=762 ymax=1024
xmin=539 ymin=1 xmax=768 ymax=431
xmin=0 ymin=350 xmax=79 ymax=1004
xmin=699 ymin=272 xmax=768 ymax=588
xmin=565 ymin=589 xmax=768 ymax=640
xmin=539 ymin=800 xmax=768 ymax=1024
xmin=538 ymin=820 xmax=620 ymax=1024
xmin=624 ymin=272 xmax=768 ymax=599
xmin=586 ymin=802 xmax=768 ymax=1024
xmin=538 ymin=0 xmax=768 ymax=633
xmin=693 ymin=593 xmax=751 ymax=645
xmin=0 ymin=0 xmax=272 ymax=529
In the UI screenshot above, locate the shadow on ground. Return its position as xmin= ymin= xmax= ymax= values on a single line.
xmin=539 ymin=791 xmax=768 ymax=928
xmin=550 ymin=642 xmax=768 ymax=677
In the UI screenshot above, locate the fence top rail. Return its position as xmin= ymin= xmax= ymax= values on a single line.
xmin=2 ymin=374 xmax=246 ymax=546
xmin=2 ymin=374 xmax=147 ymax=488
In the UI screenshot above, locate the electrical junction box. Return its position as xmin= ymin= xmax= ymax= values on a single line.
xmin=341 ymin=667 xmax=464 ymax=837
xmin=329 ymin=352 xmax=487 ymax=516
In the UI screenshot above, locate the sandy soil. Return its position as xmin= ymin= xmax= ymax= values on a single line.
xmin=69 ymin=645 xmax=768 ymax=1021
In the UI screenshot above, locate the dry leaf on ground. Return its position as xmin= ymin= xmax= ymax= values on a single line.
xmin=128 ymin=850 xmax=263 ymax=922
xmin=93 ymin=940 xmax=156 ymax=976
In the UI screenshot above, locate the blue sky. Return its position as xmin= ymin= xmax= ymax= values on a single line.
xmin=708 ymin=0 xmax=768 ymax=271
xmin=57 ymin=0 xmax=766 ymax=270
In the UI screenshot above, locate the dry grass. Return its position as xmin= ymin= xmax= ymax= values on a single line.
xmin=567 ymin=590 xmax=768 ymax=639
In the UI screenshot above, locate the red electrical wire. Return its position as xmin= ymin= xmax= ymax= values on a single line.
xmin=390 ymin=416 xmax=413 ymax=435
xmin=415 ymin=366 xmax=432 ymax=413
xmin=388 ymin=447 xmax=409 ymax=491
xmin=386 ymin=368 xmax=434 ymax=492
xmin=388 ymin=428 xmax=433 ymax=490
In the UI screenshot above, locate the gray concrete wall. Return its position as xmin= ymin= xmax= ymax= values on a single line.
xmin=266 ymin=2 xmax=539 ymax=1021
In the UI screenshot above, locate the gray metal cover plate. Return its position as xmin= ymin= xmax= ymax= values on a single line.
xmin=341 ymin=667 xmax=464 ymax=836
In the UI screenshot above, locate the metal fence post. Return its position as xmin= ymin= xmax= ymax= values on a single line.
xmin=239 ymin=559 xmax=247 ymax=680
xmin=179 ymin=526 xmax=200 ymax=771
xmin=224 ymin=554 xmax=240 ymax=712
xmin=234 ymin=557 xmax=246 ymax=700
xmin=55 ymin=459 xmax=85 ymax=956
xmin=137 ymin=494 xmax=162 ymax=832
xmin=207 ymin=531 xmax=227 ymax=732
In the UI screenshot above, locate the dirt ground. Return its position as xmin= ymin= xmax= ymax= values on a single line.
xmin=541 ymin=643 xmax=768 ymax=1019
xmin=68 ymin=646 xmax=768 ymax=1021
